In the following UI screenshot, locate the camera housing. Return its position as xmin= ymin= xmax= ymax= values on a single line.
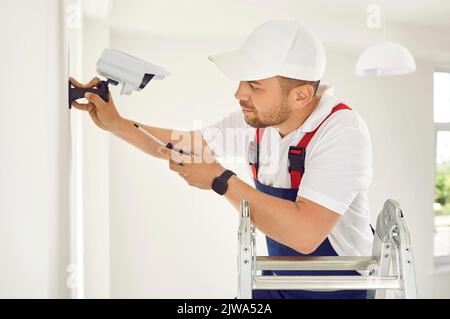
xmin=96 ymin=48 xmax=170 ymax=95
xmin=68 ymin=48 xmax=170 ymax=108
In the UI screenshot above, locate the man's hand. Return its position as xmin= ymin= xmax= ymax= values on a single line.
xmin=159 ymin=146 xmax=225 ymax=190
xmin=69 ymin=77 xmax=123 ymax=131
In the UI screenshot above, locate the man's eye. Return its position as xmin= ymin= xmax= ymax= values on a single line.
xmin=249 ymin=83 xmax=260 ymax=90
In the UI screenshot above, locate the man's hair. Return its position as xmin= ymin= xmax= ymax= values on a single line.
xmin=278 ymin=76 xmax=320 ymax=97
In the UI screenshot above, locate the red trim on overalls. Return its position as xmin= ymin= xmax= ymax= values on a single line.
xmin=250 ymin=103 xmax=352 ymax=189
xmin=250 ymin=127 xmax=265 ymax=179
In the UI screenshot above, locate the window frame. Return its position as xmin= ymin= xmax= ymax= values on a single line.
xmin=433 ymin=67 xmax=450 ymax=268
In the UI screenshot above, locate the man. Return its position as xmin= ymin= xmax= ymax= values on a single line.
xmin=71 ymin=20 xmax=373 ymax=299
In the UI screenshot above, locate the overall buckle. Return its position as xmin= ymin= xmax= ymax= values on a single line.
xmin=288 ymin=146 xmax=306 ymax=173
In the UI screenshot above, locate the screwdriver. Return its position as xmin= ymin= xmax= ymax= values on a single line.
xmin=133 ymin=123 xmax=193 ymax=161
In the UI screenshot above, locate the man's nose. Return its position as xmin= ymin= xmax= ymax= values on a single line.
xmin=234 ymin=82 xmax=250 ymax=101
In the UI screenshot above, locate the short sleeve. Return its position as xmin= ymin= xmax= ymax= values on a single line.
xmin=297 ymin=112 xmax=373 ymax=215
xmin=201 ymin=110 xmax=252 ymax=158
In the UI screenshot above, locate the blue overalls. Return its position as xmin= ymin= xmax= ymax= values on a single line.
xmin=250 ymin=104 xmax=367 ymax=299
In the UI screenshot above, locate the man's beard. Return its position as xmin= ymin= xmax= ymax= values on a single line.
xmin=241 ymin=100 xmax=292 ymax=128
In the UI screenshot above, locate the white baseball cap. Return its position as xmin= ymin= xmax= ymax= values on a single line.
xmin=208 ymin=20 xmax=326 ymax=82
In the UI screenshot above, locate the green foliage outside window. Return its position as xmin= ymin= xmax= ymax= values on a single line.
xmin=435 ymin=163 xmax=450 ymax=216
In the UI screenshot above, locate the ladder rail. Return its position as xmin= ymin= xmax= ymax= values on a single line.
xmin=237 ymin=200 xmax=253 ymax=299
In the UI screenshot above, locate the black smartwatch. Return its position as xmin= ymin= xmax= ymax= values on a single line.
xmin=212 ymin=170 xmax=236 ymax=195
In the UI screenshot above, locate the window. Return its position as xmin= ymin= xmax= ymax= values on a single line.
xmin=434 ymin=72 xmax=450 ymax=123
xmin=433 ymin=71 xmax=450 ymax=264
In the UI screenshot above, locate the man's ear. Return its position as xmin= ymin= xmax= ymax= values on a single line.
xmin=290 ymin=84 xmax=315 ymax=110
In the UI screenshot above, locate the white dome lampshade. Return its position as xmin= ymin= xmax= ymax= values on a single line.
xmin=355 ymin=42 xmax=416 ymax=76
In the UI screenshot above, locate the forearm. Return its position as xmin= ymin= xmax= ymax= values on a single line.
xmin=224 ymin=175 xmax=315 ymax=253
xmin=110 ymin=117 xmax=202 ymax=160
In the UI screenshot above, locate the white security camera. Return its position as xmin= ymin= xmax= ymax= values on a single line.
xmin=97 ymin=48 xmax=171 ymax=95
xmin=68 ymin=48 xmax=170 ymax=108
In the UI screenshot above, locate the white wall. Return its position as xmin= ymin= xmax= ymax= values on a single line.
xmin=79 ymin=15 xmax=112 ymax=299
xmin=108 ymin=35 xmax=252 ymax=298
xmin=0 ymin=0 xmax=70 ymax=298
xmin=105 ymin=28 xmax=450 ymax=298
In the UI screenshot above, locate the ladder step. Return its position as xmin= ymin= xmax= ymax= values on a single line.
xmin=256 ymin=256 xmax=379 ymax=271
xmin=253 ymin=275 xmax=401 ymax=291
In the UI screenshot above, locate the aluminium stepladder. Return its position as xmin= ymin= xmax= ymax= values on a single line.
xmin=237 ymin=199 xmax=418 ymax=299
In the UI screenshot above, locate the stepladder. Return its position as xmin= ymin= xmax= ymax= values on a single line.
xmin=237 ymin=199 xmax=418 ymax=299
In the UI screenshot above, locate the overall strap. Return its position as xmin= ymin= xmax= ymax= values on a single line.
xmin=288 ymin=103 xmax=352 ymax=189
xmin=250 ymin=103 xmax=352 ymax=185
xmin=250 ymin=128 xmax=265 ymax=181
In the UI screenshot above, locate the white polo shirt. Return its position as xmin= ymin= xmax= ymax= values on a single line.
xmin=202 ymin=85 xmax=374 ymax=257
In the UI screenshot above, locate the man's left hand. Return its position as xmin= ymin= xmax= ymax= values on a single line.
xmin=158 ymin=146 xmax=225 ymax=190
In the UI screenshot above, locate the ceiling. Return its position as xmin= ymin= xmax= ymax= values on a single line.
xmin=107 ymin=0 xmax=450 ymax=38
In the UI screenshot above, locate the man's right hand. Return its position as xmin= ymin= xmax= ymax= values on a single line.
xmin=69 ymin=77 xmax=123 ymax=131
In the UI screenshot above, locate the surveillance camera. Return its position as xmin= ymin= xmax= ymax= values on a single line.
xmin=68 ymin=48 xmax=170 ymax=108
xmin=97 ymin=48 xmax=171 ymax=95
